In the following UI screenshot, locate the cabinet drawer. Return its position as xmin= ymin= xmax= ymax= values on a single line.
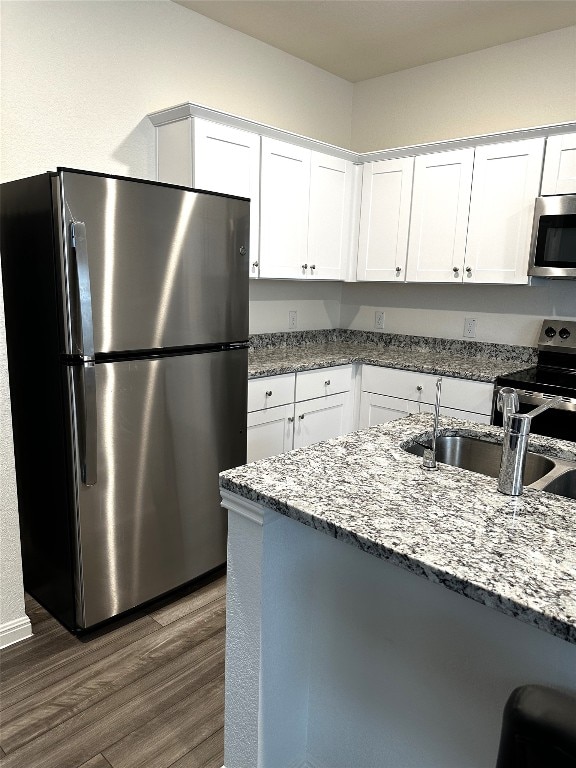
xmin=295 ymin=365 xmax=352 ymax=402
xmin=438 ymin=378 xmax=494 ymax=416
xmin=362 ymin=366 xmax=437 ymax=403
xmin=248 ymin=373 xmax=295 ymax=412
xmin=361 ymin=365 xmax=494 ymax=415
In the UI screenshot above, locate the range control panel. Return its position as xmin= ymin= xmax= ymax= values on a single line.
xmin=537 ymin=319 xmax=576 ymax=353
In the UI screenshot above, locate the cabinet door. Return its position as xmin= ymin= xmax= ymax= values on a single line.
xmin=260 ymin=138 xmax=310 ymax=279
xmin=406 ymin=149 xmax=474 ymax=282
xmin=359 ymin=392 xmax=418 ymax=428
xmin=541 ymin=133 xmax=576 ymax=195
xmin=192 ymin=119 xmax=261 ymax=278
xmin=357 ymin=158 xmax=414 ymax=281
xmin=247 ymin=404 xmax=294 ymax=463
xmin=293 ymin=393 xmax=350 ymax=449
xmin=465 ymin=139 xmax=545 ymax=284
xmin=307 ymin=151 xmax=354 ymax=280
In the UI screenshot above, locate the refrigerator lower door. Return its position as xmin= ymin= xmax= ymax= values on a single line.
xmin=68 ymin=347 xmax=247 ymax=629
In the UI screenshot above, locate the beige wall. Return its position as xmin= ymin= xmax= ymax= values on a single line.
xmin=352 ymin=26 xmax=576 ymax=152
xmin=0 ymin=0 xmax=353 ymax=185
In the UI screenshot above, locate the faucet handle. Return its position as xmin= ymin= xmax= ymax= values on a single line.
xmin=497 ymin=386 xmax=519 ymax=427
xmin=497 ymin=386 xmax=519 ymax=411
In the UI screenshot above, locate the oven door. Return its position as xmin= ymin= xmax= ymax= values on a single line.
xmin=528 ymin=195 xmax=576 ymax=278
xmin=492 ymin=387 xmax=576 ymax=443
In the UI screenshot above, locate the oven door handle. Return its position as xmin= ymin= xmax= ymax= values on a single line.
xmin=495 ymin=386 xmax=576 ymax=413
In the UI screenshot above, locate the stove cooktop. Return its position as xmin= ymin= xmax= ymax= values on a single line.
xmin=497 ymin=365 xmax=576 ymax=399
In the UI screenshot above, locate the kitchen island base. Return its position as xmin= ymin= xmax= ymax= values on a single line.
xmin=221 ymin=490 xmax=576 ymax=768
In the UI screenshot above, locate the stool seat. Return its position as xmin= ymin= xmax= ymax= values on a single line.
xmin=495 ymin=684 xmax=576 ymax=768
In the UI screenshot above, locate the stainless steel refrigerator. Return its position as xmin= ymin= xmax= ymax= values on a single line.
xmin=1 ymin=168 xmax=249 ymax=631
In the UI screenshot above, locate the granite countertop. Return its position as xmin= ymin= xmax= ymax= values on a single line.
xmin=248 ymin=332 xmax=536 ymax=382
xmin=220 ymin=414 xmax=576 ymax=644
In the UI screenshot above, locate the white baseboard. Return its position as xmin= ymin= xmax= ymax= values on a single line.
xmin=0 ymin=614 xmax=32 ymax=649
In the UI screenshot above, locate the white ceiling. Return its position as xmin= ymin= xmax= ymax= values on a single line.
xmin=173 ymin=0 xmax=576 ymax=82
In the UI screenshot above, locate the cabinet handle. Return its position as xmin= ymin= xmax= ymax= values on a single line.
xmin=265 ymin=390 xmax=272 ymax=397
xmin=298 ymin=414 xmax=305 ymax=420
xmin=287 ymin=416 xmax=294 ymax=423
xmin=302 ymin=263 xmax=308 ymax=270
xmin=325 ymin=380 xmax=331 ymax=386
xmin=252 ymin=261 xmax=259 ymax=268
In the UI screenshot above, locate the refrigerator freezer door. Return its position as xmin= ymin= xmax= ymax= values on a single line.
xmin=58 ymin=170 xmax=249 ymax=355
xmin=69 ymin=348 xmax=247 ymax=628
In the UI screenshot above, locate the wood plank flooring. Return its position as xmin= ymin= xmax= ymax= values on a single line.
xmin=0 ymin=573 xmax=227 ymax=768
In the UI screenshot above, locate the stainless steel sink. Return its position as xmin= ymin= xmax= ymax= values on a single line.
xmin=404 ymin=435 xmax=556 ymax=485
xmin=535 ymin=468 xmax=576 ymax=500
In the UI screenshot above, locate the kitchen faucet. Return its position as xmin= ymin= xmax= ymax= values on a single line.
xmin=497 ymin=387 xmax=563 ymax=496
xmin=422 ymin=377 xmax=443 ymax=470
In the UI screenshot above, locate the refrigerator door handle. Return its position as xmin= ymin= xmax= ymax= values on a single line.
xmin=70 ymin=221 xmax=95 ymax=360
xmin=78 ymin=361 xmax=98 ymax=486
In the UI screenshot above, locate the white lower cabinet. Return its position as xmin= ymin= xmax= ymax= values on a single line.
xmin=293 ymin=393 xmax=349 ymax=450
xmin=248 ymin=364 xmax=493 ymax=462
xmin=247 ymin=404 xmax=294 ymax=463
xmin=359 ymin=365 xmax=493 ymax=428
xmin=247 ymin=366 xmax=353 ymax=462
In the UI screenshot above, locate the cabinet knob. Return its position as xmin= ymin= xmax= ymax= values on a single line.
xmin=302 ymin=263 xmax=308 ymax=270
xmin=310 ymin=264 xmax=316 ymax=270
xmin=252 ymin=261 xmax=259 ymax=268
xmin=453 ymin=266 xmax=459 ymax=274
xmin=466 ymin=266 xmax=472 ymax=275
xmin=287 ymin=416 xmax=294 ymax=423
xmin=239 ymin=246 xmax=247 ymax=256
xmin=395 ymin=266 xmax=402 ymax=274
xmin=325 ymin=379 xmax=331 ymax=386
xmin=298 ymin=414 xmax=305 ymax=420
xmin=416 ymin=385 xmax=423 ymax=392
xmin=265 ymin=390 xmax=272 ymax=397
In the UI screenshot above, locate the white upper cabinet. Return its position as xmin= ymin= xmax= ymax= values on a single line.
xmin=465 ymin=138 xmax=545 ymax=284
xmin=156 ymin=117 xmax=261 ymax=277
xmin=260 ymin=138 xmax=353 ymax=280
xmin=259 ymin=138 xmax=310 ymax=279
xmin=356 ymin=157 xmax=414 ymax=281
xmin=307 ymin=151 xmax=353 ymax=280
xmin=406 ymin=148 xmax=474 ymax=282
xmin=541 ymin=133 xmax=576 ymax=194
xmin=193 ymin=119 xmax=261 ymax=277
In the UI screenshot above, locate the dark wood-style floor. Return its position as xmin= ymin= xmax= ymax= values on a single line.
xmin=0 ymin=573 xmax=227 ymax=768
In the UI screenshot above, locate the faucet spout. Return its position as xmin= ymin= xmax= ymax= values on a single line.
xmin=497 ymin=394 xmax=563 ymax=495
xmin=422 ymin=377 xmax=442 ymax=470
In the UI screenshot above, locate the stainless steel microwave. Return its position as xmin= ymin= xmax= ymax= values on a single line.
xmin=528 ymin=194 xmax=576 ymax=278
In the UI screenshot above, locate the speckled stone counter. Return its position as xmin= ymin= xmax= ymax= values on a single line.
xmin=221 ymin=414 xmax=576 ymax=644
xmin=248 ymin=330 xmax=536 ymax=382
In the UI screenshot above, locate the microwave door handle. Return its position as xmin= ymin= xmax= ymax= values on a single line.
xmin=70 ymin=221 xmax=95 ymax=360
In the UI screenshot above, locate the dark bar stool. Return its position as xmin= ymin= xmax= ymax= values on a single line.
xmin=495 ymin=684 xmax=576 ymax=767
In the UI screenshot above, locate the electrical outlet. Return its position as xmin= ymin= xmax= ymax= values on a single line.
xmin=375 ymin=311 xmax=385 ymax=331
xmin=288 ymin=310 xmax=297 ymax=330
xmin=463 ymin=317 xmax=477 ymax=338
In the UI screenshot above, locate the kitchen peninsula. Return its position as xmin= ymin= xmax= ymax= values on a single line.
xmin=220 ymin=414 xmax=576 ymax=768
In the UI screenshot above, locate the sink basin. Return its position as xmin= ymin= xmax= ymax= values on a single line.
xmin=537 ymin=469 xmax=576 ymax=500
xmin=404 ymin=435 xmax=556 ymax=485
